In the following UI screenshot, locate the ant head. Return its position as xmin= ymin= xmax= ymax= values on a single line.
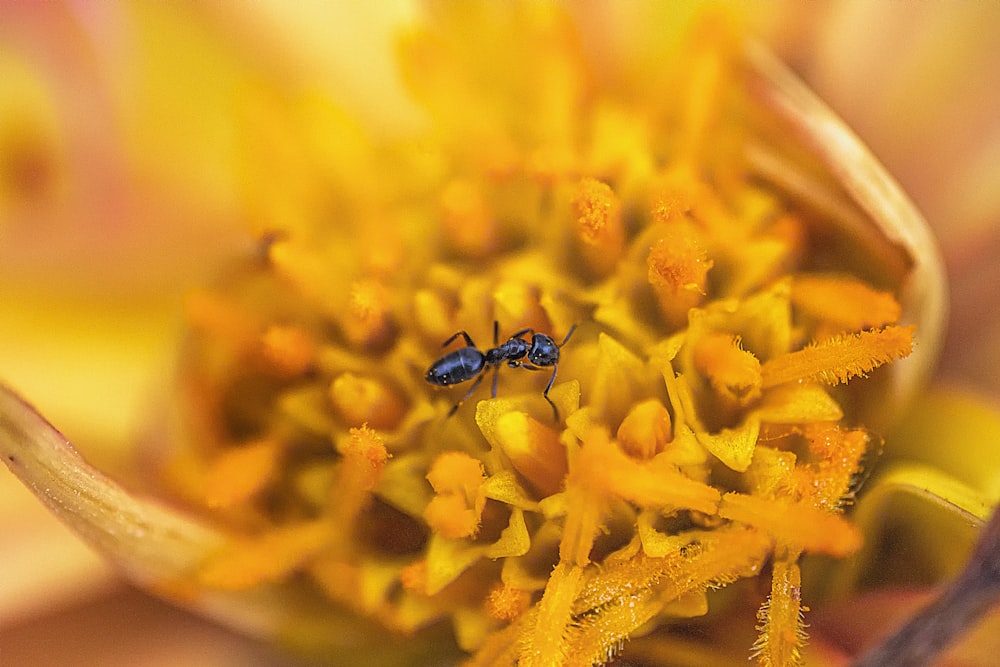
xmin=528 ymin=334 xmax=560 ymax=365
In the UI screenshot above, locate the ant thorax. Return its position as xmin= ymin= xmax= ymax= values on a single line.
xmin=486 ymin=337 xmax=529 ymax=366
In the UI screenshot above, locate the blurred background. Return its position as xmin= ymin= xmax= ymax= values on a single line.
xmin=2 ymin=1 xmax=999 ymax=665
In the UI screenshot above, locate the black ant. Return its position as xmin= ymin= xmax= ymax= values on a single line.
xmin=425 ymin=321 xmax=577 ymax=421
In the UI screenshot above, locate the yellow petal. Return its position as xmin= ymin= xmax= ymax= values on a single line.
xmin=756 ymin=383 xmax=844 ymax=424
xmin=697 ymin=414 xmax=761 ymax=472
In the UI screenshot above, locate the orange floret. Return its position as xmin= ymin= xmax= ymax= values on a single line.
xmin=486 ymin=583 xmax=531 ymax=621
xmin=427 ymin=451 xmax=487 ymax=496
xmin=647 ymin=222 xmax=713 ymax=326
xmin=493 ymin=411 xmax=567 ymax=497
xmin=331 ymin=425 xmax=390 ymax=531
xmin=693 ymin=333 xmax=763 ymax=405
xmin=616 ymin=398 xmax=673 ymax=460
xmin=328 ymin=373 xmax=407 ymax=429
xmin=424 ymin=451 xmax=488 ymax=539
xmin=198 ymin=519 xmax=331 ymax=590
xmin=341 ymin=279 xmax=394 ymax=350
xmin=203 ymin=439 xmax=283 ymax=509
xmin=649 ymin=170 xmax=696 ymax=225
xmin=573 ymin=176 xmax=624 ymax=275
xmin=647 ymin=224 xmax=712 ymax=296
xmin=259 ymin=324 xmax=316 ymax=376
xmin=791 ymin=274 xmax=902 ymax=333
xmin=787 ymin=425 xmax=870 ymax=510
xmin=424 ymin=493 xmax=482 ymax=539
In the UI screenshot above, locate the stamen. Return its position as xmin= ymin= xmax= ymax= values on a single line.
xmin=752 ymin=556 xmax=808 ymax=667
xmin=761 ymin=325 xmax=915 ymax=389
xmin=331 ymin=425 xmax=389 ymax=532
xmin=521 ymin=563 xmax=583 ymax=667
xmin=342 ymin=279 xmax=393 ymax=349
xmin=573 ymin=177 xmax=624 ymax=276
xmin=328 ymin=373 xmax=406 ymax=429
xmin=486 ymin=583 xmax=531 ymax=621
xmin=647 ymin=221 xmax=713 ymax=327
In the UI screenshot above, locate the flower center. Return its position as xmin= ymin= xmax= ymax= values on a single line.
xmin=171 ymin=9 xmax=915 ymax=666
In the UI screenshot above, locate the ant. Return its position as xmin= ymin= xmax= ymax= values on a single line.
xmin=425 ymin=321 xmax=577 ymax=421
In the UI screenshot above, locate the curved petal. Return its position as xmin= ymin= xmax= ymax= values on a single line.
xmin=743 ymin=41 xmax=947 ymax=428
xmin=0 ymin=383 xmax=226 ymax=586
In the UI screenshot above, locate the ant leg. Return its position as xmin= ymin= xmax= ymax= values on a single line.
xmin=513 ymin=363 xmax=561 ymax=421
xmin=447 ymin=371 xmax=487 ymax=418
xmin=491 ymin=365 xmax=500 ymax=398
xmin=510 ymin=327 xmax=535 ymax=341
xmin=560 ymin=324 xmax=578 ymax=347
xmin=493 ymin=320 xmax=499 ymax=346
xmin=543 ymin=363 xmax=560 ymax=422
xmin=442 ymin=330 xmax=476 ymax=348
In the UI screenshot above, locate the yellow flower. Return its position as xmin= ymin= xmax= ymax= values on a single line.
xmin=144 ymin=6 xmax=935 ymax=664
xmin=5 ymin=2 xmax=1000 ymax=666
